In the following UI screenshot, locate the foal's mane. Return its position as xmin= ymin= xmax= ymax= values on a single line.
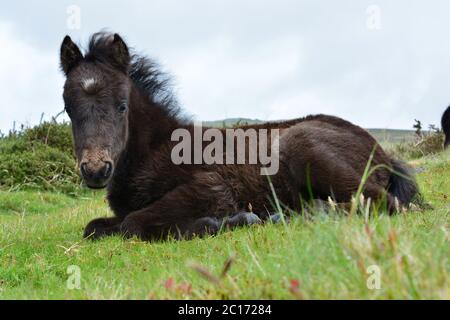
xmin=85 ymin=32 xmax=181 ymax=118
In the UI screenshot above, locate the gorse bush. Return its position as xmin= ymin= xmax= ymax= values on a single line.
xmin=394 ymin=131 xmax=445 ymax=159
xmin=0 ymin=121 xmax=81 ymax=193
xmin=21 ymin=121 xmax=74 ymax=155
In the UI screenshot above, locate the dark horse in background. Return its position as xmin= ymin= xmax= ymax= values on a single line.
xmin=442 ymin=106 xmax=450 ymax=148
xmin=60 ymin=32 xmax=420 ymax=241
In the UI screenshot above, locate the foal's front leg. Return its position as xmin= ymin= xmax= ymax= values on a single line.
xmin=83 ymin=216 xmax=124 ymax=239
xmin=120 ymin=210 xmax=264 ymax=241
xmin=118 ymin=172 xmax=245 ymax=241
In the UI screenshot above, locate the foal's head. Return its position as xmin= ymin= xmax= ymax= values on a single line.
xmin=60 ymin=33 xmax=132 ymax=188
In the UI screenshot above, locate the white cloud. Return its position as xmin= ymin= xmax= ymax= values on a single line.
xmin=171 ymin=34 xmax=304 ymax=121
xmin=0 ymin=21 xmax=66 ymax=133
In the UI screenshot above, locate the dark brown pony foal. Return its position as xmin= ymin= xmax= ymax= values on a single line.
xmin=60 ymin=32 xmax=420 ymax=241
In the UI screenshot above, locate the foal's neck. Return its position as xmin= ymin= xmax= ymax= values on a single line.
xmin=125 ymin=84 xmax=182 ymax=156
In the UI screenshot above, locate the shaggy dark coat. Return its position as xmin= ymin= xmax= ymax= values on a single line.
xmin=442 ymin=106 xmax=450 ymax=148
xmin=60 ymin=32 xmax=420 ymax=241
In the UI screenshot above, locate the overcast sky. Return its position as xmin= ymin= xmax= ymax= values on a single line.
xmin=1 ymin=0 xmax=449 ymax=133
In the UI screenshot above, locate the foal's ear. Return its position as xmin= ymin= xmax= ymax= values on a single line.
xmin=111 ymin=34 xmax=130 ymax=73
xmin=60 ymin=36 xmax=83 ymax=75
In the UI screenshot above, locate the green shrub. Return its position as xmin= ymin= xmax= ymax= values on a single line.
xmin=0 ymin=121 xmax=81 ymax=193
xmin=394 ymin=132 xmax=445 ymax=159
xmin=21 ymin=121 xmax=74 ymax=155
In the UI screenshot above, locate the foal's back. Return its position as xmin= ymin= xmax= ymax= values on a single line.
xmin=278 ymin=115 xmax=392 ymax=203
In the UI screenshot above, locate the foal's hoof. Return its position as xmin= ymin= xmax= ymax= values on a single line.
xmin=83 ymin=218 xmax=111 ymax=240
xmin=268 ymin=213 xmax=289 ymax=224
xmin=83 ymin=224 xmax=99 ymax=240
xmin=242 ymin=213 xmax=262 ymax=225
xmin=189 ymin=217 xmax=221 ymax=237
xmin=224 ymin=212 xmax=262 ymax=229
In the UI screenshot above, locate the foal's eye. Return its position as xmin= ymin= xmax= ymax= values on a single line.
xmin=118 ymin=103 xmax=128 ymax=114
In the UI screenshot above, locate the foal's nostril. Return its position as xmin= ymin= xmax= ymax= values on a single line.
xmin=79 ymin=161 xmax=112 ymax=187
xmin=103 ymin=161 xmax=113 ymax=178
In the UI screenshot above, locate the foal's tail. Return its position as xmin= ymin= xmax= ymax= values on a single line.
xmin=388 ymin=158 xmax=421 ymax=206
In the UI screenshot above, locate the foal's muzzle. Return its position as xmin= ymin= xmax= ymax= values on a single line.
xmin=80 ymin=161 xmax=113 ymax=189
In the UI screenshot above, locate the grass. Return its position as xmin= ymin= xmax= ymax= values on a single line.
xmin=0 ymin=190 xmax=95 ymax=216
xmin=0 ymin=150 xmax=448 ymax=300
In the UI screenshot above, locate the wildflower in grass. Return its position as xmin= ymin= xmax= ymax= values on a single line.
xmin=164 ymin=278 xmax=175 ymax=290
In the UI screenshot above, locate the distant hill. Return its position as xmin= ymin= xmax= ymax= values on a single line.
xmin=203 ymin=118 xmax=263 ymax=128
xmin=202 ymin=118 xmax=416 ymax=145
xmin=366 ymin=128 xmax=416 ymax=144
